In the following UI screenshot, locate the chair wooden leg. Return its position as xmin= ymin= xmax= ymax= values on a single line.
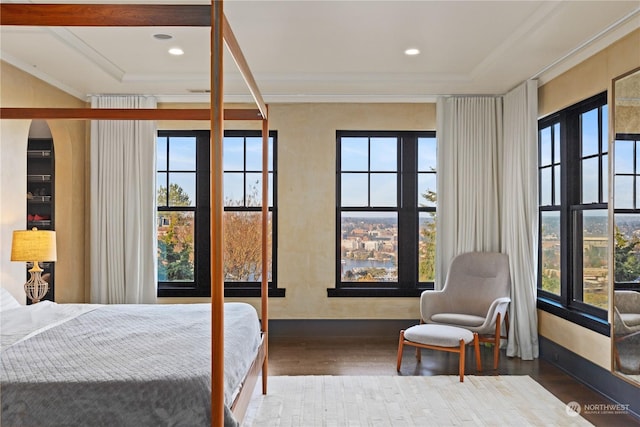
xmin=504 ymin=310 xmax=510 ymax=337
xmin=458 ymin=338 xmax=465 ymax=382
xmin=416 ymin=319 xmax=424 ymax=362
xmin=473 ymin=333 xmax=482 ymax=372
xmin=493 ymin=313 xmax=501 ymax=370
xmin=397 ymin=330 xmax=405 ymax=371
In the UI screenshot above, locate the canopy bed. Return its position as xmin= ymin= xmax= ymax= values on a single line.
xmin=0 ymin=2 xmax=269 ymax=426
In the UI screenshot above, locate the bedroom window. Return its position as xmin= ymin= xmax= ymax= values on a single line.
xmin=613 ymin=134 xmax=640 ymax=292
xmin=223 ymin=130 xmax=281 ymax=296
xmin=330 ymin=130 xmax=436 ymax=297
xmin=537 ymin=92 xmax=609 ymax=333
xmin=157 ymin=130 xmax=282 ymax=298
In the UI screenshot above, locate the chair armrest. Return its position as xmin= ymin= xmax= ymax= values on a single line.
xmin=420 ymin=290 xmax=449 ymax=323
xmin=615 ymin=291 xmax=640 ymax=314
xmin=474 ymin=297 xmax=511 ymax=335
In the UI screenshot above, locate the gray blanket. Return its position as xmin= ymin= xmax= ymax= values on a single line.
xmin=1 ymin=303 xmax=261 ymax=427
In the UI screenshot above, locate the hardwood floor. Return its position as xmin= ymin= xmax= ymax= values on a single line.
xmin=266 ymin=335 xmax=640 ymax=426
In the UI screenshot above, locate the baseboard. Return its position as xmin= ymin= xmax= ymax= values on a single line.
xmin=268 ymin=319 xmax=417 ymax=338
xmin=540 ymin=336 xmax=640 ymax=420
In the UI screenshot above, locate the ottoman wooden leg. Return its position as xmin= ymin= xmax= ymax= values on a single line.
xmin=397 ymin=330 xmax=405 ymax=371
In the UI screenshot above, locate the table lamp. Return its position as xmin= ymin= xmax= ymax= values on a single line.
xmin=11 ymin=227 xmax=57 ymax=303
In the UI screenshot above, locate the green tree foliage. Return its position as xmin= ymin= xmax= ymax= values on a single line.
xmin=157 ymin=184 xmax=194 ymax=282
xmin=157 ymin=183 xmax=191 ymax=207
xmin=614 ymin=226 xmax=640 ymax=283
xmin=418 ymin=189 xmax=437 ymax=282
xmin=542 ymin=275 xmax=560 ymax=295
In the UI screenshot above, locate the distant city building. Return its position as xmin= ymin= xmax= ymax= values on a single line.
xmin=363 ymin=240 xmax=383 ymax=251
xmin=341 ymin=239 xmax=360 ymax=250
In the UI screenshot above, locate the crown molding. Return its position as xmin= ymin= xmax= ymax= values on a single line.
xmin=533 ymin=7 xmax=640 ymax=85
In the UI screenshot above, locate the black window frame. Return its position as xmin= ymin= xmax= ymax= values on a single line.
xmin=223 ymin=130 xmax=283 ymax=297
xmin=157 ymin=129 xmax=283 ymax=298
xmin=613 ymin=133 xmax=640 ymax=293
xmin=537 ymin=92 xmax=610 ymax=334
xmin=329 ymin=130 xmax=436 ymax=297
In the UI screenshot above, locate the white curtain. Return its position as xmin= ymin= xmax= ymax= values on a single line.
xmin=435 ymin=86 xmax=539 ymax=359
xmin=502 ymin=81 xmax=539 ymax=360
xmin=435 ymin=96 xmax=503 ymax=287
xmin=90 ymin=95 xmax=157 ymax=304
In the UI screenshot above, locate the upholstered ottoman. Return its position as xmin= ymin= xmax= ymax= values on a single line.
xmin=396 ymin=324 xmax=481 ymax=382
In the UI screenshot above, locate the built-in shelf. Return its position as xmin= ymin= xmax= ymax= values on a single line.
xmin=26 ymin=138 xmax=55 ymax=303
xmin=27 ymin=174 xmax=52 ymax=182
xmin=27 ymin=149 xmax=52 ymax=158
xmin=27 ymin=195 xmax=52 ymax=203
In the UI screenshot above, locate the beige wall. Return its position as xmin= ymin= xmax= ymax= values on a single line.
xmin=536 ymin=28 xmax=640 ymax=370
xmin=0 ymin=61 xmax=87 ymax=303
xmin=539 ymin=29 xmax=640 ymax=117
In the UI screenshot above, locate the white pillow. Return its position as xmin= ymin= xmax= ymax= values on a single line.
xmin=0 ymin=288 xmax=22 ymax=311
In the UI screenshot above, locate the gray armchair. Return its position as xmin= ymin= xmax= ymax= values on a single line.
xmin=614 ymin=290 xmax=640 ymax=336
xmin=420 ymin=252 xmax=511 ymax=369
xmin=613 ymin=290 xmax=640 ymax=374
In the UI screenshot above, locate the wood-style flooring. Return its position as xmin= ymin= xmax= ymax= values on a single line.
xmin=266 ymin=336 xmax=640 ymax=427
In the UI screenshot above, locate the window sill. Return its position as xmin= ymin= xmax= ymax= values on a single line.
xmin=158 ymin=287 xmax=285 ymax=298
xmin=328 ymin=287 xmax=426 ymax=297
xmin=225 ymin=288 xmax=285 ymax=298
xmin=537 ymin=297 xmax=610 ymax=336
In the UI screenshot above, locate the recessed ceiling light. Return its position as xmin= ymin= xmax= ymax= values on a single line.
xmin=168 ymin=47 xmax=184 ymax=56
xmin=153 ymin=33 xmax=173 ymax=40
xmin=404 ymin=48 xmax=420 ymax=56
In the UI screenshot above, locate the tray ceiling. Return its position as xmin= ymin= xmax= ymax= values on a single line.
xmin=1 ymin=0 xmax=639 ymax=103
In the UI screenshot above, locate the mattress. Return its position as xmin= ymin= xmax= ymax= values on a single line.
xmin=0 ymin=301 xmax=262 ymax=427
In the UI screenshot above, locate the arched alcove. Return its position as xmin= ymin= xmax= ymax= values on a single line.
xmin=25 ymin=120 xmax=55 ymax=302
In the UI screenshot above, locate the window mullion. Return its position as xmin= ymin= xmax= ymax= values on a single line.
xmin=398 ymin=134 xmax=416 ymax=288
xmin=560 ymin=112 xmax=574 ymax=308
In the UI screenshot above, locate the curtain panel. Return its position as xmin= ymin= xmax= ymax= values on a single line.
xmin=90 ymin=95 xmax=157 ymax=304
xmin=502 ymin=81 xmax=539 ymax=360
xmin=435 ymin=83 xmax=539 ymax=359
xmin=435 ymin=96 xmax=503 ymax=287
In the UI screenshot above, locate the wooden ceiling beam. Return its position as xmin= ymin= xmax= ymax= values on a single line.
xmin=0 ymin=108 xmax=264 ymax=121
xmin=0 ymin=3 xmax=268 ymax=120
xmin=223 ymin=15 xmax=267 ymax=119
xmin=0 ymin=4 xmax=212 ymax=27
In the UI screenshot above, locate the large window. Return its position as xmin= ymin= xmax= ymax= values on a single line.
xmin=614 ymin=134 xmax=640 ymax=292
xmin=331 ymin=130 xmax=436 ymax=297
xmin=538 ymin=92 xmax=609 ymax=331
xmin=157 ymin=130 xmax=282 ymax=298
xmin=223 ymin=131 xmax=279 ymax=295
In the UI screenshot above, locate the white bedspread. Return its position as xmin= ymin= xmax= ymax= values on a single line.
xmin=0 ymin=302 xmax=261 ymax=427
xmin=1 ymin=301 xmax=99 ymax=350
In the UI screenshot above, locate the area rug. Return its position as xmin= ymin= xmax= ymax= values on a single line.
xmin=243 ymin=375 xmax=593 ymax=426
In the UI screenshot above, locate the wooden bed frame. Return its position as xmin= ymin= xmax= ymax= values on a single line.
xmin=231 ymin=333 xmax=266 ymax=421
xmin=0 ymin=3 xmax=269 ymax=426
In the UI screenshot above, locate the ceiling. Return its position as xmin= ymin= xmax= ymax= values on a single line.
xmin=1 ymin=0 xmax=639 ymax=104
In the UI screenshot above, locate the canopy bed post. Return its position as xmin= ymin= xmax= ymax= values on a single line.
xmin=261 ymin=109 xmax=270 ymax=394
xmin=0 ymin=3 xmax=269 ymax=425
xmin=211 ymin=1 xmax=225 ymax=426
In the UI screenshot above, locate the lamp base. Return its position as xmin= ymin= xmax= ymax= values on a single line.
xmin=24 ymin=262 xmax=49 ymax=304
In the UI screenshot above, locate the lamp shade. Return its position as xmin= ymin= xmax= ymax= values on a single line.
xmin=11 ymin=228 xmax=57 ymax=262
